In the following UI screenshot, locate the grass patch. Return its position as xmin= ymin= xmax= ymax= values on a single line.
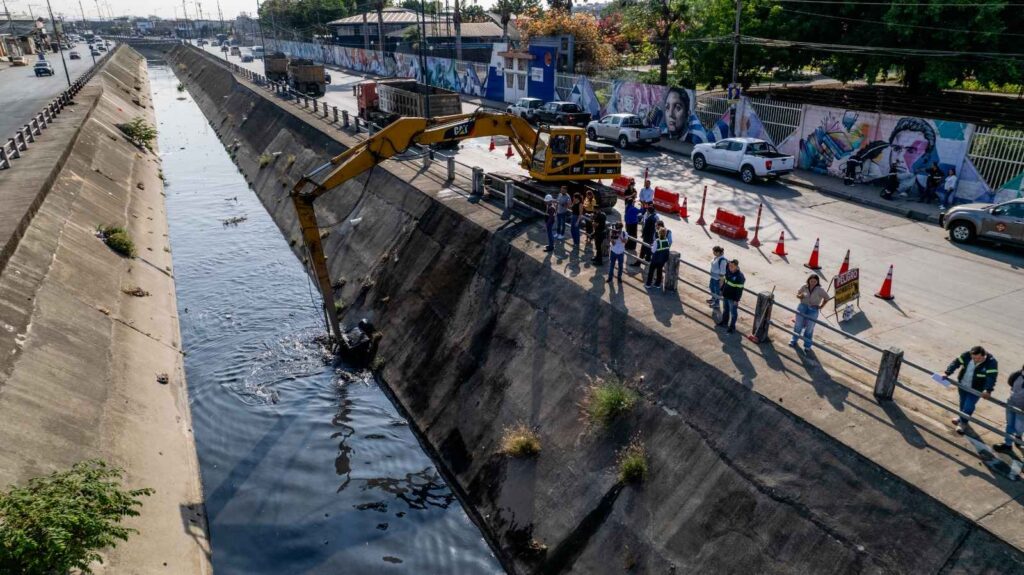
xmin=617 ymin=440 xmax=648 ymax=484
xmin=97 ymin=225 xmax=136 ymax=258
xmin=582 ymin=377 xmax=638 ymax=426
xmin=500 ymin=423 xmax=541 ymax=458
xmin=117 ymin=117 xmax=157 ymax=150
xmin=258 ymin=153 xmax=273 ymax=168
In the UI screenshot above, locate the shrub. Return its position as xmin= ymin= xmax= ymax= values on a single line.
xmin=617 ymin=440 xmax=648 ymax=484
xmin=258 ymin=153 xmax=273 ymax=168
xmin=117 ymin=117 xmax=157 ymax=150
xmin=176 ymin=82 xmax=185 ymax=92
xmin=98 ymin=225 xmax=136 ymax=258
xmin=500 ymin=423 xmax=541 ymax=458
xmin=583 ymin=378 xmax=638 ymax=426
xmin=0 ymin=460 xmax=153 ymax=575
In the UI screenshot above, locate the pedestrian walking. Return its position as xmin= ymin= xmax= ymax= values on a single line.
xmin=624 ymin=197 xmax=641 ymax=254
xmin=556 ymin=187 xmax=570 ymax=239
xmin=707 ymin=246 xmax=728 ymax=311
xmin=591 ymin=210 xmax=607 ymax=265
xmin=544 ymin=194 xmax=556 ymax=252
xmin=717 ymin=259 xmax=745 ymax=334
xmin=645 ymin=228 xmax=671 ymax=289
xmin=939 ymin=168 xmax=957 ymax=210
xmin=607 ymin=223 xmax=627 ymax=283
xmin=943 ymin=346 xmax=998 ymax=434
xmin=994 ymin=365 xmax=1024 ymax=454
xmin=638 ymin=179 xmax=655 ymax=208
xmin=582 ymin=190 xmax=597 ymax=238
xmin=570 ymin=192 xmax=582 ymax=245
xmin=634 ymin=207 xmax=658 ymax=266
xmin=790 ymin=275 xmax=830 ymax=352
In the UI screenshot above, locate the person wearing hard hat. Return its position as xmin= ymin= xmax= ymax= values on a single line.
xmin=544 ymin=194 xmax=556 ymax=252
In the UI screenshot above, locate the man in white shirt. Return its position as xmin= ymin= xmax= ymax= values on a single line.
xmin=638 ymin=179 xmax=655 ymax=208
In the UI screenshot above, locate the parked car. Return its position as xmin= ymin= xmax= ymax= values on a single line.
xmin=10 ymin=55 xmax=27 ymax=66
xmin=691 ymin=137 xmax=795 ymax=184
xmin=241 ymin=53 xmax=254 ymax=62
xmin=230 ymin=46 xmax=241 ymax=56
xmin=90 ymin=48 xmax=101 ymax=56
xmin=587 ymin=113 xmax=661 ymax=149
xmin=34 ymin=61 xmax=55 ymax=77
xmin=535 ymin=101 xmax=591 ymax=127
xmin=97 ymin=44 xmax=107 ymax=52
xmin=69 ymin=50 xmax=81 ymax=60
xmin=940 ymin=199 xmax=1024 ymax=246
xmin=506 ymin=97 xmax=544 ymax=122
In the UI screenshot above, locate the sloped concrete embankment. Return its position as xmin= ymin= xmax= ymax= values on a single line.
xmin=168 ymin=44 xmax=1024 ymax=574
xmin=0 ymin=47 xmax=210 ymax=573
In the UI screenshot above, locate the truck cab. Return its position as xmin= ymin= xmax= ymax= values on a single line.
xmin=529 ymin=127 xmax=619 ymax=181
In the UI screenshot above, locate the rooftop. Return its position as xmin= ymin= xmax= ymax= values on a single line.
xmin=386 ymin=21 xmax=503 ymax=39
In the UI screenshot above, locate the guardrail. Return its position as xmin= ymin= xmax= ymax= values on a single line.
xmin=204 ymin=45 xmax=1023 ymax=452
xmin=0 ymin=47 xmax=116 ymax=171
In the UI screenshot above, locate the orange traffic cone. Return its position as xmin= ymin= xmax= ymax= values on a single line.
xmin=804 ymin=238 xmax=821 ymax=270
xmin=679 ymin=196 xmax=688 ymax=219
xmin=505 ymin=144 xmax=514 ymax=159
xmin=838 ymin=249 xmax=850 ymax=275
xmin=489 ymin=137 xmax=496 ymax=152
xmin=875 ymin=265 xmax=895 ymax=300
xmin=774 ymin=231 xmax=788 ymax=256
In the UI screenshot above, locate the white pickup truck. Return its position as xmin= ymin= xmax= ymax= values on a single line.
xmin=506 ymin=97 xmax=544 ymax=122
xmin=691 ymin=137 xmax=794 ymax=184
xmin=586 ymin=113 xmax=662 ymax=149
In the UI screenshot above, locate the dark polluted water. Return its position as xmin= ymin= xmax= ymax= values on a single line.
xmin=151 ymin=64 xmax=502 ymax=574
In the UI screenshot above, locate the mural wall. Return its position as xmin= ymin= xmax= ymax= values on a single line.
xmin=567 ymin=79 xmax=701 ymax=141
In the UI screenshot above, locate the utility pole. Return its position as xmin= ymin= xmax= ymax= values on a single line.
xmin=217 ymin=0 xmax=224 ymax=35
xmin=453 ymin=0 xmax=461 ymax=62
xmin=419 ymin=0 xmax=430 ymax=116
xmin=731 ymin=0 xmax=741 ymax=89
xmin=46 ymin=0 xmax=70 ymax=86
xmin=3 ymin=0 xmax=15 ymax=36
xmin=93 ymin=0 xmax=100 ymax=21
xmin=182 ymin=0 xmax=192 ymax=42
xmin=361 ymin=10 xmax=369 ymax=51
xmin=255 ymin=0 xmax=267 ymax=51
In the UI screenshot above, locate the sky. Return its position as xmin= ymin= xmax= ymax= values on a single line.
xmin=4 ymin=0 xmax=499 ymax=21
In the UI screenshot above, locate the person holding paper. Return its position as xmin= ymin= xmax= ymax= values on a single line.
xmin=944 ymin=346 xmax=999 ymax=435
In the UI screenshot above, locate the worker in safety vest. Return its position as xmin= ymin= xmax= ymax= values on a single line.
xmin=944 ymin=346 xmax=998 ymax=435
xmin=645 ymin=228 xmax=671 ymax=290
xmin=717 ymin=259 xmax=745 ymax=334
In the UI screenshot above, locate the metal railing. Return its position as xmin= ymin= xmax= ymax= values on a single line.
xmin=968 ymin=125 xmax=1024 ymax=193
xmin=744 ymin=96 xmax=803 ymax=147
xmin=0 ymin=47 xmax=116 ymax=170
xmin=207 ymin=47 xmax=1023 ymax=451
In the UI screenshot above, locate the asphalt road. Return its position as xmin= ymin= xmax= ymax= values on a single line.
xmin=0 ymin=46 xmax=102 ymax=137
xmin=209 ymin=45 xmax=1024 ymax=407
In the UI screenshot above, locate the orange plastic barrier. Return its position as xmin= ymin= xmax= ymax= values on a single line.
xmin=610 ymin=176 xmax=635 ymax=197
xmin=653 ymin=186 xmax=680 ymax=214
xmin=709 ymin=208 xmax=749 ymax=240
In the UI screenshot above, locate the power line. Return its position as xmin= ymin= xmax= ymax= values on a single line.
xmin=779 ymin=8 xmax=1024 ymax=37
xmin=685 ymin=34 xmax=1024 ymax=61
xmin=771 ymin=0 xmax=1024 ymax=5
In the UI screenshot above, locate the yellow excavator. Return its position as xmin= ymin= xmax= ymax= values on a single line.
xmin=290 ymin=110 xmax=623 ymax=342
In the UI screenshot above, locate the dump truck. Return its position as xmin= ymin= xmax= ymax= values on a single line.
xmin=264 ymin=52 xmax=289 ymax=82
xmin=287 ymin=58 xmax=328 ymax=97
xmin=355 ymin=79 xmax=462 ymax=127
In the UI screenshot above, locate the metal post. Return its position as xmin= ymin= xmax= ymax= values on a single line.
xmin=471 ymin=167 xmax=484 ymax=195
xmin=501 ymin=180 xmax=514 ymax=219
xmin=749 ymin=202 xmax=763 ymax=247
xmin=323 ymin=106 xmax=329 ymax=119
xmin=746 ymin=291 xmax=774 ymax=344
xmin=422 ymin=148 xmax=431 ymax=169
xmin=446 ymin=156 xmax=455 ymax=181
xmin=731 ymin=0 xmax=741 ymax=88
xmin=874 ymin=347 xmax=904 ymax=400
xmin=696 ymin=185 xmax=708 ymax=225
xmin=313 ymin=99 xmax=318 ymax=112
xmin=664 ymin=252 xmax=680 ymax=291
xmin=342 ymin=110 xmax=350 ymax=127
xmin=333 ymin=107 xmax=339 ymax=122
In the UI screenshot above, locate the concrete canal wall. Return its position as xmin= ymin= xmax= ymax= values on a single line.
xmin=0 ymin=46 xmax=210 ymax=573
xmin=168 ymin=44 xmax=1024 ymax=574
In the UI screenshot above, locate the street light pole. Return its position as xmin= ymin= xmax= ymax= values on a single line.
xmin=46 ymin=0 xmax=71 ymax=86
xmin=77 ymin=0 xmax=95 ymax=63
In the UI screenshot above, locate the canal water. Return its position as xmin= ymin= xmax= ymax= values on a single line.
xmin=150 ymin=64 xmax=502 ymax=574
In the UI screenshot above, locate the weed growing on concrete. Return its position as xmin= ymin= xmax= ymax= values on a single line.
xmin=118 ymin=117 xmax=157 ymax=151
xmin=176 ymin=82 xmax=185 ymax=92
xmin=501 ymin=423 xmax=541 ymax=458
xmin=258 ymin=153 xmax=273 ymax=168
xmin=97 ymin=225 xmax=136 ymax=258
xmin=370 ymin=356 xmax=385 ymax=371
xmin=617 ymin=440 xmax=648 ymax=484
xmin=121 ymin=286 xmax=150 ymax=297
xmin=0 ymin=460 xmax=153 ymax=575
xmin=285 ymin=154 xmax=296 ymax=168
xmin=583 ymin=377 xmax=638 ymax=426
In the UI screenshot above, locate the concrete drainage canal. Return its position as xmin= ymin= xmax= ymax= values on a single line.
xmin=151 ymin=63 xmax=502 ymax=573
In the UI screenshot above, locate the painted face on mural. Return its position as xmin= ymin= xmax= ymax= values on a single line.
xmin=664 ymin=88 xmax=690 ymax=139
xmin=887 ymin=118 xmax=936 ymax=175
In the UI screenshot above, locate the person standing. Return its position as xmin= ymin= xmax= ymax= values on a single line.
xmin=790 ymin=275 xmax=830 ymax=352
xmin=994 ymin=365 xmax=1024 ymax=454
xmin=718 ymin=259 xmax=745 ymax=334
xmin=624 ymin=180 xmax=638 ymax=203
xmin=939 ymin=167 xmax=957 ymax=211
xmin=707 ymin=246 xmax=728 ymax=311
xmin=591 ymin=210 xmax=607 ymax=265
xmin=634 ymin=207 xmax=658 ymax=266
xmin=556 ymin=187 xmax=570 ymax=239
xmin=569 ymin=192 xmax=583 ymax=246
xmin=607 ymin=222 xmax=627 ymax=283
xmin=624 ymin=197 xmax=641 ymax=255
xmin=582 ymin=190 xmax=597 ymax=238
xmin=544 ymin=194 xmax=556 ymax=252
xmin=943 ymin=346 xmax=998 ymax=435
xmin=638 ymin=179 xmax=655 ymax=209
xmin=881 ymin=163 xmax=898 ymax=201
xmin=924 ymin=162 xmax=943 ymax=204
xmin=655 ymin=220 xmax=673 ymax=247
xmin=645 ymin=228 xmax=671 ymax=289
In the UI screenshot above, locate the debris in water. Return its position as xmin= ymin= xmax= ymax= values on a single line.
xmin=382 ymin=556 xmax=403 ymax=564
xmin=355 ymin=501 xmax=388 ymax=512
xmin=376 ymin=523 xmax=388 ymax=531
xmin=156 ymin=373 xmax=169 ymax=385
xmin=222 ymin=215 xmax=247 ymax=226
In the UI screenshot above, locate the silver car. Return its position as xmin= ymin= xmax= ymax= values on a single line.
xmin=941 ymin=199 xmax=1024 ymax=246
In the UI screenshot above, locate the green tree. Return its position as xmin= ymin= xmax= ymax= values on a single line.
xmin=619 ymin=0 xmax=688 ymax=85
xmin=460 ymin=3 xmax=490 ymax=23
xmin=0 ymin=460 xmax=153 ymax=575
xmin=400 ymin=0 xmax=441 ymax=14
xmin=259 ymin=0 xmax=358 ymax=40
xmin=495 ymin=0 xmax=542 ymax=42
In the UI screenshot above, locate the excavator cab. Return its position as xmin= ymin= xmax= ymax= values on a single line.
xmin=529 ymin=126 xmax=619 ymax=182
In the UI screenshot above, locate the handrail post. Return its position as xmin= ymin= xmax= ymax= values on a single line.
xmin=502 ymin=180 xmax=514 ymax=219
xmin=471 ymin=167 xmax=484 ymax=195
xmin=664 ymin=252 xmax=680 ymax=292
xmin=447 ymin=156 xmax=455 ymax=182
xmin=333 ymin=106 xmax=339 ymax=123
xmin=9 ymin=137 xmax=21 ymax=157
xmin=874 ymin=347 xmax=904 ymax=400
xmin=422 ymin=147 xmax=432 ymax=169
xmin=0 ymin=146 xmax=10 ymax=169
xmin=342 ymin=110 xmax=350 ymax=128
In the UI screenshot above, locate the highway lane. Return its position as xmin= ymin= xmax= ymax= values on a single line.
xmin=0 ymin=45 xmax=104 ymax=137
xmin=209 ymin=45 xmax=1024 ymax=411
